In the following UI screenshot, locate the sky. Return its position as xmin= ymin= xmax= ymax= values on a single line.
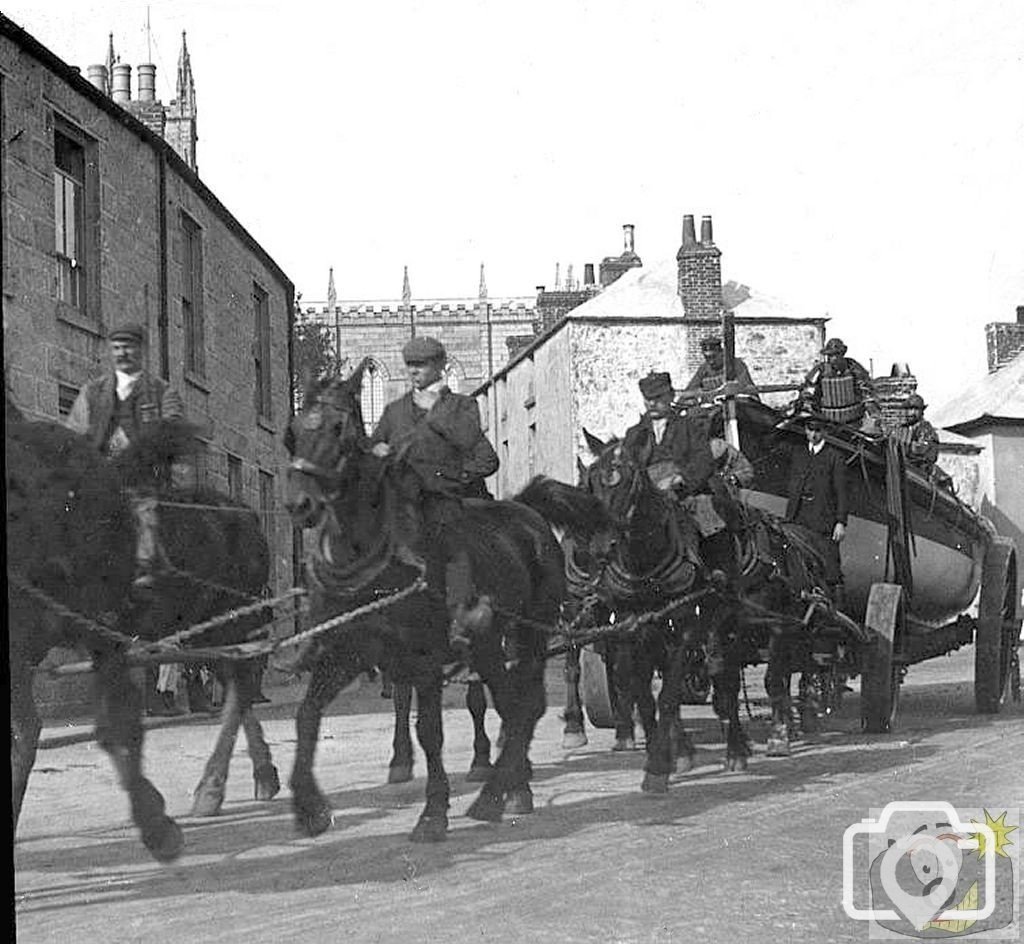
xmin=5 ymin=0 xmax=1023 ymax=409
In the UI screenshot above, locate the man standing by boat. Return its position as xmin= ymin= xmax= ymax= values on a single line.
xmin=785 ymin=418 xmax=849 ymax=609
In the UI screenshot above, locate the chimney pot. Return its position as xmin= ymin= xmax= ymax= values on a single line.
xmin=623 ymin=224 xmax=635 ymax=254
xmin=681 ymin=214 xmax=697 ymax=246
xmin=536 ymin=285 xmax=546 ymax=294
xmin=583 ymin=263 xmax=595 ymax=286
xmin=111 ymin=63 xmax=132 ymax=102
xmin=137 ymin=63 xmax=157 ymax=102
xmin=700 ymin=215 xmax=714 ymax=245
xmin=86 ymin=64 xmax=108 ymax=92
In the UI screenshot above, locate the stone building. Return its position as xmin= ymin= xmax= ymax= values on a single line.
xmin=1 ymin=17 xmax=295 ymax=598
xmin=472 ymin=214 xmax=829 ymax=497
xmin=930 ymin=306 xmax=1024 ymax=594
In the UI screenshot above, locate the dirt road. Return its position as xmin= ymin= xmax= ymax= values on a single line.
xmin=14 ymin=647 xmax=1023 ymax=943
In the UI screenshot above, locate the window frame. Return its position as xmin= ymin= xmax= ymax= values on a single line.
xmin=181 ymin=211 xmax=205 ymax=381
xmin=253 ymin=281 xmax=272 ymax=423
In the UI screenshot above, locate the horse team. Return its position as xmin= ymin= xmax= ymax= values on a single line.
xmin=9 ymin=365 xmax=835 ymax=862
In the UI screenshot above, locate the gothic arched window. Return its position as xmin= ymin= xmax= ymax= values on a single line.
xmin=360 ymin=359 xmax=388 ymax=434
xmin=445 ymin=355 xmax=467 ymax=394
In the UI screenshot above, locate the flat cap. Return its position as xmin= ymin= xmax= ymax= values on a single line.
xmin=402 ymin=335 xmax=446 ymax=364
xmin=822 ymin=337 xmax=848 ymax=356
xmin=700 ymin=335 xmax=723 ymax=350
xmin=107 ymin=322 xmax=144 ymax=343
xmin=639 ymin=371 xmax=673 ymax=399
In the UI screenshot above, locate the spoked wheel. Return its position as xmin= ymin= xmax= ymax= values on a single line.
xmin=975 ymin=538 xmax=1019 ymax=714
xmin=861 ymin=583 xmax=904 ymax=734
xmin=580 ymin=644 xmax=616 ymax=728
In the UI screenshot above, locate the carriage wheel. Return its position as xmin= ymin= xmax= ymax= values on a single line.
xmin=580 ymin=645 xmax=617 ymax=728
xmin=860 ymin=583 xmax=904 ymax=734
xmin=975 ymin=538 xmax=1019 ymax=714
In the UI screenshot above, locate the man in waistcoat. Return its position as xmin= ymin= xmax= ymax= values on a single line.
xmin=370 ymin=335 xmax=500 ymax=649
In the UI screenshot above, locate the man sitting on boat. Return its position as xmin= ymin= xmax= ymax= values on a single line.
xmin=683 ymin=335 xmax=761 ymax=402
xmin=784 ymin=417 xmax=849 ymax=610
xmin=799 ymin=337 xmax=877 ymax=429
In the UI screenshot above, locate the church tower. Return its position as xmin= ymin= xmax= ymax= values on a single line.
xmin=164 ymin=32 xmax=198 ymax=171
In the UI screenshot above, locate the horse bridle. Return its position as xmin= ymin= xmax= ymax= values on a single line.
xmin=289 ymin=395 xmax=363 ymax=498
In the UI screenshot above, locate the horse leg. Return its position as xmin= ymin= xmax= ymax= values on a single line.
xmin=290 ymin=653 xmax=355 ymax=838
xmin=611 ymin=639 xmax=637 ymax=751
xmin=634 ymin=644 xmax=658 ymax=749
xmin=765 ymin=633 xmax=793 ymax=758
xmin=561 ymin=643 xmax=588 ymax=749
xmin=11 ymin=655 xmax=42 ymax=833
xmin=465 ymin=680 xmax=493 ymax=781
xmin=408 ymin=664 xmax=450 ymax=842
xmin=388 ymin=679 xmax=415 ymax=784
xmin=504 ymin=654 xmax=545 ymax=815
xmin=642 ymin=640 xmax=692 ymax=793
xmin=191 ymin=666 xmax=243 ymax=816
xmin=93 ymin=650 xmax=183 ymax=861
xmin=237 ymin=661 xmax=279 ymax=802
xmin=708 ymin=618 xmax=750 ymax=772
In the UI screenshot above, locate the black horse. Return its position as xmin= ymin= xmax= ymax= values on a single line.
xmin=573 ymin=431 xmax=756 ymax=791
xmin=283 ymin=363 xmax=610 ymax=841
xmin=8 ymin=407 xmax=183 ymax=861
xmin=112 ymin=417 xmax=282 ymax=813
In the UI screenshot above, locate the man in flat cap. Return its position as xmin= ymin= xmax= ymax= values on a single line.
xmin=67 ymin=322 xmax=186 ymax=714
xmin=682 ymin=335 xmax=759 ymax=402
xmin=799 ymin=337 xmax=875 ymax=427
xmin=370 ymin=335 xmax=499 ymax=648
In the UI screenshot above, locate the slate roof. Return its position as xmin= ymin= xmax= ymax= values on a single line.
xmin=928 ymin=351 xmax=1024 ymax=432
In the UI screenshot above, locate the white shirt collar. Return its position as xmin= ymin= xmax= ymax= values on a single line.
xmin=809 ymin=440 xmax=825 ymax=456
xmin=651 ymin=417 xmax=668 ymax=444
xmin=115 ymin=369 xmax=141 ymax=400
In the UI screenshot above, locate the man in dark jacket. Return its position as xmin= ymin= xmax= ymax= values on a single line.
xmin=785 ymin=417 xmax=849 ymax=605
xmin=370 ymin=335 xmax=499 ymax=647
xmin=622 ymin=371 xmax=715 ymax=495
xmin=683 ymin=335 xmax=760 ymax=401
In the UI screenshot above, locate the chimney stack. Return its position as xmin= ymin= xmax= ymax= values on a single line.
xmin=110 ymin=63 xmax=132 ymax=102
xmin=583 ymin=263 xmax=595 ymax=286
xmin=986 ymin=307 xmax=1024 ymax=372
xmin=137 ymin=63 xmax=157 ymax=102
xmin=700 ymin=215 xmax=714 ymax=245
xmin=681 ymin=214 xmax=697 ymax=247
xmin=1017 ymin=305 xmax=1024 ymax=324
xmin=86 ymin=64 xmax=108 ymax=93
xmin=623 ymin=224 xmax=635 ymax=254
xmin=677 ymin=212 xmax=723 ymax=319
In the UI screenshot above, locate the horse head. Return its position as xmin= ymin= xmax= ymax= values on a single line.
xmin=579 ymin=429 xmax=648 ymax=528
xmin=285 ymin=359 xmax=371 ymax=529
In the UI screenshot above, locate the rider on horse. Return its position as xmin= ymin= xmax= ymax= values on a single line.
xmin=65 ymin=322 xmax=184 ymax=590
xmin=370 ymin=335 xmax=500 ymax=649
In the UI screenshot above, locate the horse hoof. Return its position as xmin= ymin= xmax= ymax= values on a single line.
xmin=465 ymin=762 xmax=493 ymax=783
xmin=612 ymin=737 xmax=636 ymax=752
xmin=725 ymin=754 xmax=749 ymax=772
xmin=387 ymin=764 xmax=414 ymax=784
xmin=505 ymin=786 xmax=534 ymax=815
xmin=467 ymin=791 xmax=505 ymax=823
xmin=190 ymin=781 xmax=225 ymax=817
xmin=409 ymin=813 xmax=449 ymax=843
xmin=253 ymin=764 xmax=281 ymax=801
xmin=144 ymin=819 xmax=185 ymax=863
xmin=641 ymin=772 xmax=670 ymax=794
xmin=295 ymin=802 xmax=334 ymax=838
xmin=562 ymin=731 xmax=588 ymax=750
xmin=766 ymin=738 xmax=791 ymax=758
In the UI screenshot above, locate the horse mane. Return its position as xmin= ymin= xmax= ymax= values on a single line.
xmin=113 ymin=417 xmax=207 ymax=488
xmin=513 ymin=475 xmax=616 ymax=541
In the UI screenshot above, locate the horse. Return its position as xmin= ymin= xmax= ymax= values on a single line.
xmin=7 ymin=406 xmax=183 ymax=861
xmin=283 ymin=362 xmax=611 ymax=841
xmin=574 ymin=430 xmax=755 ymax=791
xmin=384 ymin=473 xmax=616 ymax=785
xmin=111 ymin=418 xmax=283 ymax=815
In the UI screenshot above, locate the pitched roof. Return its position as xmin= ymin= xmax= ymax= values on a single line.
xmin=560 ymin=256 xmax=822 ymax=323
xmin=928 ymin=350 xmax=1024 ymax=431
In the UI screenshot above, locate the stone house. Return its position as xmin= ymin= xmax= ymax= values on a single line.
xmin=472 ymin=215 xmax=828 ymax=497
xmin=1 ymin=16 xmax=295 ymax=592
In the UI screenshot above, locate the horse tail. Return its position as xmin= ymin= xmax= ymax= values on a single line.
xmin=512 ymin=475 xmax=616 ymax=543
